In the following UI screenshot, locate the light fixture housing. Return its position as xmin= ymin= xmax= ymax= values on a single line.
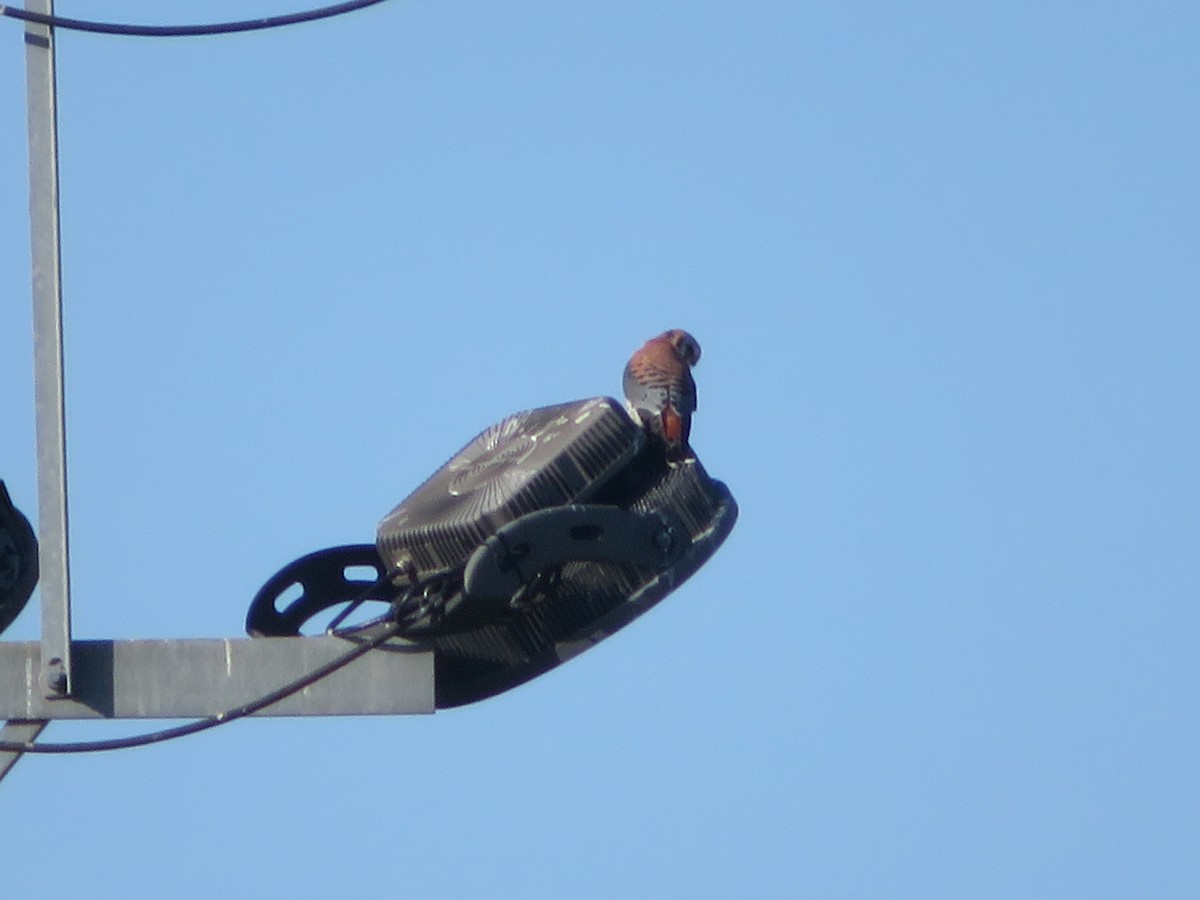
xmin=377 ymin=397 xmax=644 ymax=583
xmin=246 ymin=397 xmax=736 ymax=707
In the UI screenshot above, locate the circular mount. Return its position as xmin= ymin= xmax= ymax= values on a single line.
xmin=245 ymin=544 xmax=390 ymax=637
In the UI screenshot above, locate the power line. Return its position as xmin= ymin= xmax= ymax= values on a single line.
xmin=0 ymin=0 xmax=389 ymax=38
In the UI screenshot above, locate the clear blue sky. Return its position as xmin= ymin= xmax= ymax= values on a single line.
xmin=2 ymin=2 xmax=1197 ymax=897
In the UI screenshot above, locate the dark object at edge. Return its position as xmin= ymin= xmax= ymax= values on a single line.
xmin=0 ymin=481 xmax=39 ymax=638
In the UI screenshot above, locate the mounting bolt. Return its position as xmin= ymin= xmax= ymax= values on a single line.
xmin=43 ymin=658 xmax=68 ymax=698
xmin=653 ymin=528 xmax=675 ymax=556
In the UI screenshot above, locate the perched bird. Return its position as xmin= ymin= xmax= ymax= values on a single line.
xmin=623 ymin=329 xmax=702 ymax=463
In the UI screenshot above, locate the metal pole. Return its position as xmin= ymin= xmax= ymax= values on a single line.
xmin=0 ymin=719 xmax=47 ymax=781
xmin=25 ymin=0 xmax=72 ymax=698
xmin=0 ymin=637 xmax=436 ymax=720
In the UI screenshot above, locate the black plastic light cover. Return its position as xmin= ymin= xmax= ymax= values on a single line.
xmin=376 ymin=397 xmax=644 ymax=581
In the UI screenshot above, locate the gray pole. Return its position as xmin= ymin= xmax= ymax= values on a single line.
xmin=24 ymin=0 xmax=73 ymax=698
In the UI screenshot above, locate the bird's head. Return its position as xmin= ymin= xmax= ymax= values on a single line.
xmin=661 ymin=329 xmax=701 ymax=367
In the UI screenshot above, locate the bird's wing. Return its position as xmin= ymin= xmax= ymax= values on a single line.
xmin=624 ymin=343 xmax=696 ymax=414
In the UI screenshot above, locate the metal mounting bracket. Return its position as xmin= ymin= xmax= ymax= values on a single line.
xmin=245 ymin=544 xmax=390 ymax=638
xmin=463 ymin=504 xmax=691 ymax=603
xmin=0 ymin=637 xmax=434 ymax=720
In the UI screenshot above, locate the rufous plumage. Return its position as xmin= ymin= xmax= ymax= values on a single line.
xmin=623 ymin=329 xmax=701 ymax=463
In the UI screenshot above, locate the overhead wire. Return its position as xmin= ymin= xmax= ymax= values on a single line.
xmin=0 ymin=0 xmax=389 ymax=37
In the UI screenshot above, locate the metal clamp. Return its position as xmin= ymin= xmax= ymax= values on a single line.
xmin=463 ymin=504 xmax=691 ymax=604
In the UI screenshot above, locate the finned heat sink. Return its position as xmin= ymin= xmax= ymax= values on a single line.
xmin=376 ymin=397 xmax=644 ymax=579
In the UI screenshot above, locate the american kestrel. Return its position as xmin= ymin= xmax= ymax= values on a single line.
xmin=623 ymin=329 xmax=701 ymax=463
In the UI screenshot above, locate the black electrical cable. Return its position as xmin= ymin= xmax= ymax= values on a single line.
xmin=0 ymin=620 xmax=401 ymax=754
xmin=0 ymin=0 xmax=388 ymax=37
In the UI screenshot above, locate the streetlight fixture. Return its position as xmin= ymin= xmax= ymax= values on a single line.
xmin=0 ymin=4 xmax=736 ymax=780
